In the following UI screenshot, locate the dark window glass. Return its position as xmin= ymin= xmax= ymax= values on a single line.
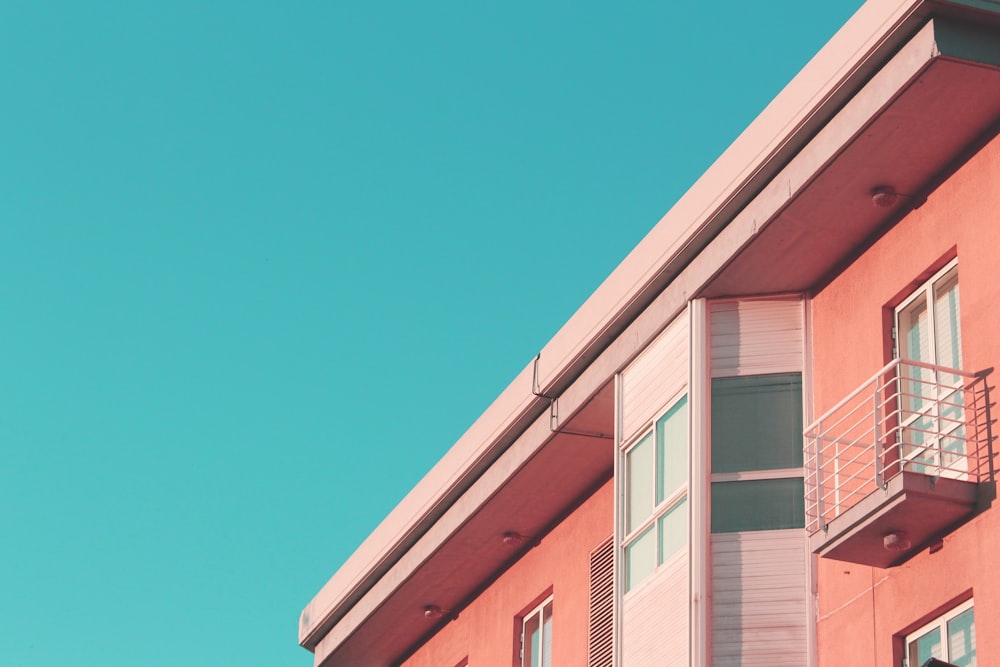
xmin=711 ymin=373 xmax=803 ymax=473
xmin=711 ymin=478 xmax=805 ymax=532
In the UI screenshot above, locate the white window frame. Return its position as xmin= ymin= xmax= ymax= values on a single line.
xmin=894 ymin=260 xmax=966 ymax=477
xmin=520 ymin=597 xmax=553 ymax=667
xmin=904 ymin=598 xmax=975 ymax=667
xmin=621 ymin=392 xmax=688 ymax=593
xmin=894 ymin=259 xmax=962 ymax=369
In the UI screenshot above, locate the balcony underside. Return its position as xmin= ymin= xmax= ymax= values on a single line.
xmin=810 ymin=471 xmax=979 ymax=568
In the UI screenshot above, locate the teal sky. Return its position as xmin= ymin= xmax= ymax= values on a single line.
xmin=1 ymin=2 xmax=861 ymax=665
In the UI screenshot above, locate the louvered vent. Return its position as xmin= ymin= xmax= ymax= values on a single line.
xmin=587 ymin=535 xmax=614 ymax=667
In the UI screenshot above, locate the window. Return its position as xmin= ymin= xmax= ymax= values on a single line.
xmin=894 ymin=261 xmax=966 ymax=476
xmin=710 ymin=373 xmax=804 ymax=533
xmin=521 ymin=598 xmax=553 ymax=667
xmin=896 ymin=261 xmax=962 ymax=371
xmin=905 ymin=599 xmax=975 ymax=667
xmin=623 ymin=395 xmax=688 ymax=591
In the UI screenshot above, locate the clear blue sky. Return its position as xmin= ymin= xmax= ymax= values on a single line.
xmin=0 ymin=2 xmax=861 ymax=665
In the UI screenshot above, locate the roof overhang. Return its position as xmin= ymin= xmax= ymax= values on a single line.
xmin=300 ymin=2 xmax=1000 ymax=664
xmin=702 ymin=16 xmax=1000 ymax=297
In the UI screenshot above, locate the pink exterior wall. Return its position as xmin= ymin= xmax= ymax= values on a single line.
xmin=810 ymin=132 xmax=1000 ymax=666
xmin=401 ymin=478 xmax=613 ymax=667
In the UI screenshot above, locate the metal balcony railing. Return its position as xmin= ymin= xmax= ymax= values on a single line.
xmin=804 ymin=360 xmax=994 ymax=535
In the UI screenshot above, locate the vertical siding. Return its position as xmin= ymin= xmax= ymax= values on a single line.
xmin=710 ymin=300 xmax=803 ymax=377
xmin=621 ymin=310 xmax=689 ymax=442
xmin=622 ymin=551 xmax=689 ymax=667
xmin=708 ymin=297 xmax=809 ymax=666
xmin=710 ymin=530 xmax=809 ymax=666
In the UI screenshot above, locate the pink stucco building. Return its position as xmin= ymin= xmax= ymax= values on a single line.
xmin=300 ymin=0 xmax=1000 ymax=664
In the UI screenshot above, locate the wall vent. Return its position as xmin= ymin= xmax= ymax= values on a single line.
xmin=587 ymin=535 xmax=614 ymax=667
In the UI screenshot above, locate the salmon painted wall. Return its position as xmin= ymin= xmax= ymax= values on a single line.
xmin=401 ymin=478 xmax=613 ymax=667
xmin=810 ymin=132 xmax=1000 ymax=666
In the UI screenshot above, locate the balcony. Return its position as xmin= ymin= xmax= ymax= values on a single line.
xmin=804 ymin=360 xmax=994 ymax=568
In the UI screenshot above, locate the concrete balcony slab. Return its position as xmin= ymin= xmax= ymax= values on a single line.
xmin=810 ymin=471 xmax=979 ymax=568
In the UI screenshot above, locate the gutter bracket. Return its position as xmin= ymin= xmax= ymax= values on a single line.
xmin=533 ymin=353 xmax=613 ymax=440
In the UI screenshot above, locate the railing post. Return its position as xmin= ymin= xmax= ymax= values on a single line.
xmin=815 ymin=427 xmax=825 ymax=530
xmin=934 ymin=366 xmax=944 ymax=478
xmin=874 ymin=382 xmax=883 ymax=489
xmin=980 ymin=370 xmax=995 ymax=484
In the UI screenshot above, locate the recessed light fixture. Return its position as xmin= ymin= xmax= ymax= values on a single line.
xmin=871 ymin=185 xmax=901 ymax=208
xmin=883 ymin=531 xmax=911 ymax=552
xmin=502 ymin=532 xmax=526 ymax=546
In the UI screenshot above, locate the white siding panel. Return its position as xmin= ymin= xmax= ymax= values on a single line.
xmin=622 ymin=550 xmax=689 ymax=667
xmin=621 ymin=310 xmax=690 ymax=443
xmin=710 ymin=300 xmax=803 ymax=378
xmin=710 ymin=530 xmax=809 ymax=666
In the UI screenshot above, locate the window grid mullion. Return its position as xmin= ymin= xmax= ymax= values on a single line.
xmin=622 ymin=486 xmax=688 ymax=546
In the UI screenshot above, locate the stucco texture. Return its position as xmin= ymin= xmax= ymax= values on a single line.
xmin=810 ymin=132 xmax=1000 ymax=666
xmin=401 ymin=478 xmax=613 ymax=667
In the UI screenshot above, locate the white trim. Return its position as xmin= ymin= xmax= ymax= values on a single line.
xmin=620 ymin=394 xmax=690 ymax=592
xmin=612 ymin=372 xmax=623 ymax=667
xmin=620 ymin=385 xmax=690 ymax=453
xmin=521 ymin=597 xmax=554 ymax=667
xmin=621 ymin=486 xmax=688 ymax=545
xmin=803 ymin=298 xmax=818 ymax=667
xmin=689 ymin=298 xmax=711 ymax=667
xmin=709 ymin=467 xmax=804 ymax=483
xmin=904 ymin=598 xmax=975 ymax=667
xmin=893 ymin=259 xmax=964 ymax=476
xmin=895 ymin=259 xmax=959 ymax=323
xmin=894 ymin=258 xmax=960 ymax=367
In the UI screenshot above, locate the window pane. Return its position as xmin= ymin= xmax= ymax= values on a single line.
xmin=909 ymin=627 xmax=942 ymax=666
xmin=711 ymin=478 xmax=805 ymax=533
xmin=625 ymin=526 xmax=656 ymax=591
xmin=947 ymin=607 xmax=975 ymax=666
xmin=711 ymin=374 xmax=803 ymax=473
xmin=898 ymin=288 xmax=937 ymax=416
xmin=899 ymin=295 xmax=930 ymax=364
xmin=657 ymin=396 xmax=688 ymax=503
xmin=934 ymin=269 xmax=962 ymax=370
xmin=626 ymin=433 xmax=654 ymax=532
xmin=523 ymin=610 xmax=540 ymax=667
xmin=658 ymin=497 xmax=688 ymax=563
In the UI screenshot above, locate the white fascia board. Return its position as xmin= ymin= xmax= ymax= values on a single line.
xmin=298 ymin=0 xmax=982 ymax=649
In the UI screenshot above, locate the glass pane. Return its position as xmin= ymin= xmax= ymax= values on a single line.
xmin=541 ymin=602 xmax=553 ymax=667
xmin=909 ymin=627 xmax=942 ymax=666
xmin=901 ymin=413 xmax=936 ymax=474
xmin=899 ymin=295 xmax=930 ymax=363
xmin=940 ymin=388 xmax=968 ymax=474
xmin=947 ymin=607 xmax=975 ymax=666
xmin=523 ymin=609 xmax=540 ymax=667
xmin=711 ymin=478 xmax=805 ymax=533
xmin=934 ymin=268 xmax=962 ymax=371
xmin=711 ymin=374 xmax=803 ymax=473
xmin=625 ymin=526 xmax=656 ymax=591
xmin=899 ymin=294 xmax=933 ymax=420
xmin=657 ymin=396 xmax=688 ymax=504
xmin=626 ymin=433 xmax=654 ymax=533
xmin=658 ymin=497 xmax=688 ymax=563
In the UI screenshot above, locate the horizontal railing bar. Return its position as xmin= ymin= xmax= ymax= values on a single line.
xmin=804 ymin=361 xmax=988 ymax=533
xmin=805 ymin=360 xmax=978 ymax=433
